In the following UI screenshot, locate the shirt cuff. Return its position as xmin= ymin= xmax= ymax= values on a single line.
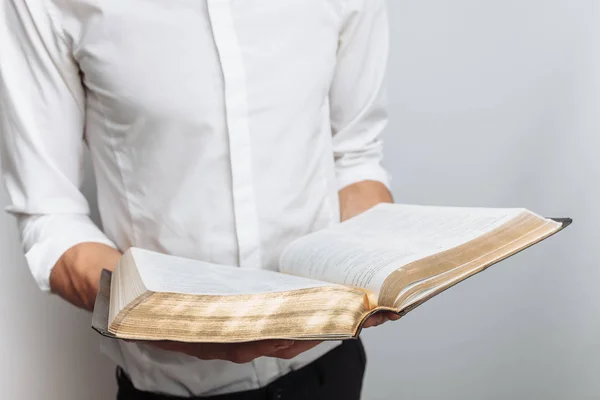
xmin=336 ymin=162 xmax=392 ymax=192
xmin=18 ymin=214 xmax=117 ymax=292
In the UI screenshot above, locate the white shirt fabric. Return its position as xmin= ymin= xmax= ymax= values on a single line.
xmin=0 ymin=0 xmax=391 ymax=396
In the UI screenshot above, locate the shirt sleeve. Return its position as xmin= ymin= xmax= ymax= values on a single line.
xmin=0 ymin=0 xmax=116 ymax=292
xmin=329 ymin=0 xmax=391 ymax=191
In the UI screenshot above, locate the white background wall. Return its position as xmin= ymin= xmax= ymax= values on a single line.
xmin=1 ymin=0 xmax=598 ymax=399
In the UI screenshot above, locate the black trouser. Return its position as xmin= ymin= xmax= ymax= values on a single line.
xmin=117 ymin=339 xmax=366 ymax=400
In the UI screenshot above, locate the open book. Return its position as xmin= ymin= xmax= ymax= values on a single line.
xmin=92 ymin=204 xmax=570 ymax=343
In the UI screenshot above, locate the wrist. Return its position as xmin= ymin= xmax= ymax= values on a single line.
xmin=50 ymin=243 xmax=121 ymax=311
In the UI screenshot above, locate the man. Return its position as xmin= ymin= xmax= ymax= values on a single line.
xmin=0 ymin=0 xmax=396 ymax=398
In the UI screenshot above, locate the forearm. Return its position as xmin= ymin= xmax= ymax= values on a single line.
xmin=49 ymin=243 xmax=122 ymax=311
xmin=338 ymin=180 xmax=393 ymax=222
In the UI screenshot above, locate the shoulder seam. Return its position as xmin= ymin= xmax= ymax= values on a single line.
xmin=40 ymin=0 xmax=85 ymax=114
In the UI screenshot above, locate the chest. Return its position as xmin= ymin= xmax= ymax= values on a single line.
xmin=57 ymin=0 xmax=344 ymax=123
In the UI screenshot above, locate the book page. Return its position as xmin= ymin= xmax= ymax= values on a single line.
xmin=279 ymin=204 xmax=527 ymax=295
xmin=131 ymin=248 xmax=334 ymax=295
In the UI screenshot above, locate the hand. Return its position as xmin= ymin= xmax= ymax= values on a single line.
xmin=339 ymin=180 xmax=392 ymax=222
xmin=267 ymin=312 xmax=400 ymax=358
xmin=338 ymin=181 xmax=397 ymax=329
xmin=131 ymin=311 xmax=400 ymax=363
xmin=50 ymin=243 xmax=122 ymax=311
xmin=362 ymin=311 xmax=401 ymax=329
xmin=141 ymin=339 xmax=323 ymax=364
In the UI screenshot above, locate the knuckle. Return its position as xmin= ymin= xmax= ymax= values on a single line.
xmin=231 ymin=350 xmax=255 ymax=364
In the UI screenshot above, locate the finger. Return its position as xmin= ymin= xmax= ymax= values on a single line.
xmin=386 ymin=312 xmax=401 ymax=321
xmin=162 ymin=340 xmax=293 ymax=362
xmin=224 ymin=340 xmax=296 ymax=364
xmin=147 ymin=340 xmax=182 ymax=351
xmin=363 ymin=313 xmax=386 ymax=328
xmin=151 ymin=341 xmax=214 ymax=357
xmin=147 ymin=339 xmax=295 ymax=363
xmin=246 ymin=339 xmax=296 ymax=355
xmin=269 ymin=341 xmax=322 ymax=360
xmin=151 ymin=339 xmax=292 ymax=352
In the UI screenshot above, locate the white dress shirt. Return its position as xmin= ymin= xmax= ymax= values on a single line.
xmin=0 ymin=0 xmax=391 ymax=395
